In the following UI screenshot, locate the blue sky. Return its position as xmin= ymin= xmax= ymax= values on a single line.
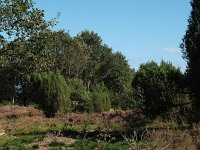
xmin=35 ymin=0 xmax=191 ymax=71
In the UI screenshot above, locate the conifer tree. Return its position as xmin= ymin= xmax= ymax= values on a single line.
xmin=181 ymin=0 xmax=200 ymax=110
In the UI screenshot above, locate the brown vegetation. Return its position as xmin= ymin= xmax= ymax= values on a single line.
xmin=1 ymin=105 xmax=200 ymax=149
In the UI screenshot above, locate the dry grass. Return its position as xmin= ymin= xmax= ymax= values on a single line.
xmin=26 ymin=132 xmax=76 ymax=150
xmin=146 ymin=129 xmax=195 ymax=149
xmin=1 ymin=105 xmax=200 ymax=149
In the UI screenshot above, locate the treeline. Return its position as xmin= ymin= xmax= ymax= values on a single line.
xmin=0 ymin=0 xmax=134 ymax=117
xmin=0 ymin=0 xmax=199 ymax=121
xmin=0 ymin=24 xmax=134 ymax=116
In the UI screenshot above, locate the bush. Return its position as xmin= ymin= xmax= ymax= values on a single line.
xmin=28 ymin=71 xmax=71 ymax=117
xmin=132 ymin=61 xmax=185 ymax=117
xmin=70 ymin=89 xmax=93 ymax=112
xmin=69 ymin=80 xmax=111 ymax=112
xmin=91 ymin=83 xmax=111 ymax=112
xmin=119 ymin=91 xmax=136 ymax=110
xmin=67 ymin=78 xmax=93 ymax=112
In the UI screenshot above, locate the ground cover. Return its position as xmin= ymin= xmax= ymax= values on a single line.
xmin=0 ymin=105 xmax=200 ymax=149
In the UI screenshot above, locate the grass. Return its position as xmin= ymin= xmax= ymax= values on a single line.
xmin=69 ymin=140 xmax=127 ymax=150
xmin=49 ymin=141 xmax=66 ymax=147
xmin=1 ymin=105 xmax=200 ymax=149
xmin=0 ymin=134 xmax=45 ymax=150
xmin=0 ymin=133 xmax=128 ymax=150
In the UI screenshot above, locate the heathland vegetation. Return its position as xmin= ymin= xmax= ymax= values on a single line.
xmin=0 ymin=0 xmax=200 ymax=149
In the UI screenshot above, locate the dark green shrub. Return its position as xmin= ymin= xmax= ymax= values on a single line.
xmin=28 ymin=71 xmax=71 ymax=117
xmin=119 ymin=91 xmax=136 ymax=110
xmin=70 ymin=89 xmax=93 ymax=112
xmin=67 ymin=78 xmax=93 ymax=112
xmin=69 ymin=79 xmax=111 ymax=112
xmin=132 ymin=61 xmax=185 ymax=117
xmin=91 ymin=83 xmax=111 ymax=112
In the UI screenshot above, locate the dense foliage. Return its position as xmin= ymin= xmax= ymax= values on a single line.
xmin=28 ymin=71 xmax=71 ymax=117
xmin=181 ymin=0 xmax=200 ymax=111
xmin=91 ymin=83 xmax=111 ymax=112
xmin=0 ymin=0 xmax=195 ymax=120
xmin=132 ymin=61 xmax=185 ymax=117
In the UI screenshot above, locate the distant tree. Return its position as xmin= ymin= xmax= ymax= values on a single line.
xmin=132 ymin=61 xmax=184 ymax=117
xmin=57 ymin=37 xmax=90 ymax=78
xmin=180 ymin=0 xmax=200 ymax=111
xmin=99 ymin=52 xmax=133 ymax=108
xmin=103 ymin=52 xmax=133 ymax=94
xmin=75 ymin=31 xmax=133 ymax=95
xmin=28 ymin=30 xmax=70 ymax=72
xmin=76 ymin=30 xmax=110 ymax=90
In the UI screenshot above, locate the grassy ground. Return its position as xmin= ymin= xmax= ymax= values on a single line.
xmin=0 ymin=105 xmax=200 ymax=149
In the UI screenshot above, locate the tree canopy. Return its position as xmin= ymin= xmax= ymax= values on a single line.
xmin=0 ymin=0 xmax=191 ymax=119
xmin=181 ymin=0 xmax=200 ymax=111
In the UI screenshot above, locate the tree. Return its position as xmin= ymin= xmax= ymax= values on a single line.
xmin=103 ymin=52 xmax=133 ymax=94
xmin=75 ymin=30 xmax=133 ymax=95
xmin=57 ymin=37 xmax=90 ymax=78
xmin=181 ymin=0 xmax=200 ymax=110
xmin=0 ymin=0 xmax=56 ymax=104
xmin=76 ymin=30 xmax=109 ymax=90
xmin=29 ymin=71 xmax=71 ymax=117
xmin=132 ymin=61 xmax=184 ymax=117
xmin=98 ymin=52 xmax=133 ymax=108
xmin=0 ymin=0 xmax=55 ymax=40
xmin=27 ymin=30 xmax=70 ymax=73
xmin=91 ymin=83 xmax=111 ymax=112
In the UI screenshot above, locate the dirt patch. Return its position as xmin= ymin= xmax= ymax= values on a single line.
xmin=26 ymin=133 xmax=76 ymax=150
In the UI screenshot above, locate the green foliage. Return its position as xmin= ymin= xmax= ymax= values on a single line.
xmin=69 ymin=79 xmax=111 ymax=112
xmin=133 ymin=61 xmax=185 ymax=117
xmin=0 ymin=0 xmax=58 ymax=105
xmin=181 ymin=0 xmax=200 ymax=111
xmin=67 ymin=78 xmax=92 ymax=112
xmin=0 ymin=0 xmax=56 ymax=75
xmin=91 ymin=83 xmax=111 ymax=112
xmin=70 ymin=89 xmax=93 ymax=112
xmin=103 ymin=52 xmax=133 ymax=94
xmin=27 ymin=30 xmax=70 ymax=73
xmin=29 ymin=71 xmax=71 ymax=117
xmin=0 ymin=134 xmax=44 ymax=150
xmin=71 ymin=140 xmax=126 ymax=150
xmin=57 ymin=37 xmax=90 ymax=78
xmin=118 ymin=91 xmax=136 ymax=110
xmin=0 ymin=0 xmax=56 ymax=40
xmin=75 ymin=30 xmax=133 ymax=97
xmin=0 ymin=70 xmax=15 ymax=102
xmin=76 ymin=30 xmax=112 ymax=90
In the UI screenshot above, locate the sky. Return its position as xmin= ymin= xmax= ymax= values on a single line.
xmin=35 ymin=0 xmax=191 ymax=71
